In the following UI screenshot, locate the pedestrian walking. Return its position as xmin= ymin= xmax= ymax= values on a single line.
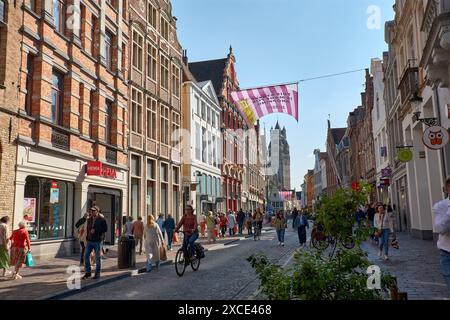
xmin=291 ymin=208 xmax=299 ymax=229
xmin=374 ymin=204 xmax=390 ymax=261
xmin=219 ymin=213 xmax=228 ymax=238
xmin=9 ymin=221 xmax=31 ymax=280
xmin=144 ymin=214 xmax=164 ymax=272
xmin=274 ymin=211 xmax=287 ymax=246
xmin=200 ymin=213 xmax=207 ymax=238
xmin=205 ymin=211 xmax=217 ymax=244
xmin=75 ymin=212 xmax=89 ymax=265
xmin=0 ymin=216 xmax=11 ymax=277
xmin=227 ymin=211 xmax=236 ymax=237
xmin=294 ymin=211 xmax=309 ymax=246
xmin=156 ymin=214 xmax=166 ymax=240
xmin=123 ymin=216 xmax=133 ymax=236
xmin=387 ymin=204 xmax=399 ymax=249
xmin=132 ymin=216 xmax=145 ymax=255
xmin=245 ymin=212 xmax=253 ymax=235
xmin=433 ymin=177 xmax=450 ymax=292
xmin=367 ymin=203 xmax=377 ymax=243
xmin=253 ymin=209 xmax=263 ymax=241
xmin=82 ymin=207 xmax=108 ymax=280
xmin=163 ymin=214 xmax=176 ymax=251
xmin=237 ymin=209 xmax=245 ymax=235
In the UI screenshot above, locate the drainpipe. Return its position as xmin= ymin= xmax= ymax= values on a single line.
xmin=432 ymin=84 xmax=447 ymax=182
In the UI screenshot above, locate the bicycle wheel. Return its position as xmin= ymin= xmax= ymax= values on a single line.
xmin=341 ymin=236 xmax=355 ymax=249
xmin=175 ymin=249 xmax=186 ymax=277
xmin=191 ymin=256 xmax=201 ymax=271
xmin=311 ymin=229 xmax=329 ymax=250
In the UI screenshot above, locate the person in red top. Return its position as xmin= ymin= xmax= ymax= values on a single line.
xmin=9 ymin=221 xmax=31 ymax=280
xmin=175 ymin=205 xmax=199 ymax=258
xmin=219 ymin=213 xmax=228 ymax=238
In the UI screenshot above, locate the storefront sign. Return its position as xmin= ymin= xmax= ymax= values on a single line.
xmin=381 ymin=168 xmax=392 ymax=178
xmin=422 ymin=126 xmax=449 ymax=150
xmin=86 ymin=161 xmax=117 ymax=179
xmin=50 ymin=188 xmax=59 ymax=204
xmin=23 ymin=198 xmax=36 ymax=222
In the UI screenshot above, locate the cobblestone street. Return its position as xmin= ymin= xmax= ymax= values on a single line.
xmin=361 ymin=233 xmax=450 ymax=300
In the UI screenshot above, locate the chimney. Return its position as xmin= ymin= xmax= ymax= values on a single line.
xmin=182 ymin=49 xmax=188 ymax=65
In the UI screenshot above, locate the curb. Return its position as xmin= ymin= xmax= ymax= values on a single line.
xmin=40 ymin=259 xmax=174 ymax=300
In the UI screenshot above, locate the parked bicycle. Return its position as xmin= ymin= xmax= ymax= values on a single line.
xmin=175 ymin=231 xmax=205 ymax=277
xmin=310 ymin=224 xmax=355 ymax=250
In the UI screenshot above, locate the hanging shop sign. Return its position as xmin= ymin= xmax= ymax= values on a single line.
xmin=381 ymin=168 xmax=392 ymax=178
xmin=422 ymin=126 xmax=449 ymax=150
xmin=86 ymin=161 xmax=117 ymax=179
xmin=397 ymin=148 xmax=413 ymax=163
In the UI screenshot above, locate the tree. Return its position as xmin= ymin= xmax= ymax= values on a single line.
xmin=248 ymin=183 xmax=395 ymax=300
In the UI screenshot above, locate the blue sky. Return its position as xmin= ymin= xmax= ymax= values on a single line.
xmin=172 ymin=0 xmax=394 ymax=191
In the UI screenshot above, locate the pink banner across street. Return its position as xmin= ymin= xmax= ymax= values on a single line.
xmin=230 ymin=83 xmax=299 ymax=126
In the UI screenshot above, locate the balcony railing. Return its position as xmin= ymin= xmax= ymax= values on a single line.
xmin=398 ymin=59 xmax=420 ymax=105
xmin=51 ymin=129 xmax=70 ymax=151
xmin=106 ymin=148 xmax=117 ymax=165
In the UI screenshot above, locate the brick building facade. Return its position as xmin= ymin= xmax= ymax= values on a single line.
xmin=9 ymin=0 xmax=129 ymax=258
xmin=127 ymin=0 xmax=182 ymax=222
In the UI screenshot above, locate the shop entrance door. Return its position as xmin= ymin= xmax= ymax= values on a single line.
xmin=94 ymin=194 xmax=115 ymax=245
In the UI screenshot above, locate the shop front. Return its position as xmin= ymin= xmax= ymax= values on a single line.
xmin=14 ymin=145 xmax=128 ymax=259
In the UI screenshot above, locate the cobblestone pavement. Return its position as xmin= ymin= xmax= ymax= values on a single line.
xmin=361 ymin=232 xmax=450 ymax=300
xmin=0 ymin=233 xmax=246 ymax=300
xmin=64 ymin=227 xmax=301 ymax=300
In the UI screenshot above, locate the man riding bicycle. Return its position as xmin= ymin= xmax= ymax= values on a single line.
xmin=175 ymin=205 xmax=199 ymax=259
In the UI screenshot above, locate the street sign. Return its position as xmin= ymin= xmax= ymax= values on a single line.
xmin=397 ymin=148 xmax=413 ymax=163
xmin=422 ymin=126 xmax=449 ymax=150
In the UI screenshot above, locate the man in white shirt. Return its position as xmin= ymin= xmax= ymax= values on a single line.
xmin=433 ymin=177 xmax=450 ymax=292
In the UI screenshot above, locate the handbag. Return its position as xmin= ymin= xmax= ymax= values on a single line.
xmin=374 ymin=215 xmax=384 ymax=237
xmin=25 ymin=251 xmax=34 ymax=267
xmin=159 ymin=243 xmax=167 ymax=262
xmin=173 ymin=232 xmax=178 ymax=243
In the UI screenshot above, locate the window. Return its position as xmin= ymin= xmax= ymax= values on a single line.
xmin=121 ymin=43 xmax=126 ymax=72
xmin=25 ymin=54 xmax=35 ymax=115
xmin=148 ymin=2 xmax=157 ymax=28
xmin=195 ymin=123 xmax=201 ymax=160
xmin=146 ymin=98 xmax=157 ymax=140
xmin=132 ymin=30 xmax=143 ymax=71
xmin=160 ymin=54 xmax=169 ymax=89
xmin=0 ymin=0 xmax=6 ymax=23
xmin=160 ymin=16 xmax=169 ymax=40
xmin=160 ymin=105 xmax=169 ymax=145
xmin=91 ymin=16 xmax=98 ymax=57
xmin=104 ymin=29 xmax=113 ymax=70
xmin=212 ymin=111 xmax=216 ymax=128
xmin=131 ymin=88 xmax=143 ymax=134
xmin=172 ymin=65 xmax=180 ymax=97
xmin=147 ymin=43 xmax=157 ymax=80
xmin=51 ymin=70 xmax=64 ymax=126
xmin=201 ymin=101 xmax=206 ymax=119
xmin=160 ymin=163 xmax=168 ymax=216
xmin=105 ymin=100 xmax=113 ymax=144
xmin=207 ymin=175 xmax=211 ymax=195
xmin=208 ymin=132 xmax=212 ymax=165
xmin=172 ymin=167 xmax=179 ymax=185
xmin=172 ymin=112 xmax=180 ymax=147
xmin=131 ymin=155 xmax=141 ymax=219
xmin=194 ymin=96 xmax=200 ymax=115
xmin=202 ymin=127 xmax=207 ymax=163
xmin=24 ymin=177 xmax=74 ymax=241
xmin=212 ymin=136 xmax=217 ymax=167
xmin=53 ymin=0 xmax=65 ymax=33
xmin=146 ymin=159 xmax=155 ymax=217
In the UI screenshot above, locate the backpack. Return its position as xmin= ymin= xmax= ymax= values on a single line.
xmin=195 ymin=243 xmax=206 ymax=259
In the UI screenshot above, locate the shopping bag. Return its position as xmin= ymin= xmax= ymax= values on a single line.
xmin=214 ymin=228 xmax=219 ymax=237
xmin=25 ymin=252 xmax=34 ymax=267
xmin=173 ymin=232 xmax=178 ymax=243
xmin=159 ymin=243 xmax=167 ymax=261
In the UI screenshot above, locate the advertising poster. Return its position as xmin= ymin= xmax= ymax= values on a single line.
xmin=49 ymin=187 xmax=60 ymax=204
xmin=23 ymin=198 xmax=37 ymax=222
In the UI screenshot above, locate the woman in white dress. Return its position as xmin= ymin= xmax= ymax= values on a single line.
xmin=144 ymin=214 xmax=164 ymax=272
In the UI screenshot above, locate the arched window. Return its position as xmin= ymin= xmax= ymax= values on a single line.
xmin=0 ymin=0 xmax=6 ymax=23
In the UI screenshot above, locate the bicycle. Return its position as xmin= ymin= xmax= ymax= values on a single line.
xmin=175 ymin=231 xmax=203 ymax=277
xmin=310 ymin=225 xmax=355 ymax=250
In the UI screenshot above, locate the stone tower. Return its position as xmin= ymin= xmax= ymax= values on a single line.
xmin=268 ymin=121 xmax=291 ymax=191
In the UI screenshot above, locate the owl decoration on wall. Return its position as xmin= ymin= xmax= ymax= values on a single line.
xmin=423 ymin=126 xmax=450 ymax=150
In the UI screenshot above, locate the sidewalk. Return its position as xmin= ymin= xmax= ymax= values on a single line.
xmin=0 ymin=233 xmax=246 ymax=300
xmin=361 ymin=232 xmax=450 ymax=300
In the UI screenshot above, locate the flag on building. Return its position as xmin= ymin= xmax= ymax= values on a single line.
xmin=230 ymin=82 xmax=299 ymax=126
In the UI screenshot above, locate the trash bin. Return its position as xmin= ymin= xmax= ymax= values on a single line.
xmin=118 ymin=235 xmax=136 ymax=269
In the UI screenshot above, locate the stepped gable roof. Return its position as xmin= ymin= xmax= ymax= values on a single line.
xmin=188 ymin=58 xmax=228 ymax=96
